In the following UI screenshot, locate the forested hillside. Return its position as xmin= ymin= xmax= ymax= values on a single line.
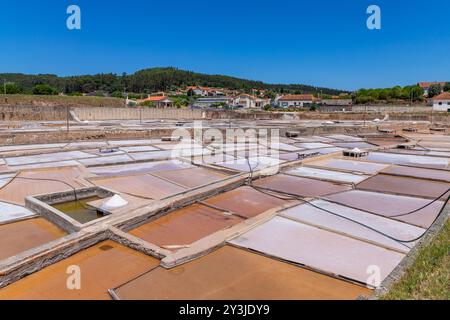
xmin=0 ymin=67 xmax=345 ymax=96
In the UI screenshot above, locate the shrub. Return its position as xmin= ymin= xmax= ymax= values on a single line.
xmin=139 ymin=100 xmax=156 ymax=107
xmin=32 ymin=84 xmax=58 ymax=95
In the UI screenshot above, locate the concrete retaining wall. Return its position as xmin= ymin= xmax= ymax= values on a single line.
xmin=0 ymin=105 xmax=68 ymax=121
xmin=1 ymin=105 xmax=450 ymax=123
xmin=74 ymin=107 xmax=449 ymax=123
xmin=73 ymin=107 xmax=205 ymax=121
xmin=352 ymin=105 xmax=432 ymax=113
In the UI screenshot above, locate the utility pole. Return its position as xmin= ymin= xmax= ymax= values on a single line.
xmin=3 ymin=79 xmax=6 ymax=95
xmin=66 ymin=106 xmax=70 ymax=134
xmin=363 ymin=105 xmax=367 ymax=127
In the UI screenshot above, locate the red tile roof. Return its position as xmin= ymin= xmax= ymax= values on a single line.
xmin=186 ymin=86 xmax=224 ymax=92
xmin=143 ymin=96 xmax=169 ymax=102
xmin=418 ymin=82 xmax=447 ymax=88
xmin=432 ymin=92 xmax=450 ymax=100
xmin=235 ymin=93 xmax=258 ymax=100
xmin=279 ymin=94 xmax=315 ymax=101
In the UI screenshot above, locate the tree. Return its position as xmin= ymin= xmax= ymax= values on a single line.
xmin=0 ymin=68 xmax=347 ymax=96
xmin=139 ymin=100 xmax=156 ymax=107
xmin=212 ymin=102 xmax=228 ymax=108
xmin=444 ymin=82 xmax=450 ymax=92
xmin=111 ymin=91 xmax=124 ymax=98
xmin=32 ymin=84 xmax=58 ymax=95
xmin=2 ymin=83 xmax=21 ymax=94
xmin=264 ymin=90 xmax=276 ymax=100
xmin=428 ymin=84 xmax=442 ymax=98
xmin=390 ymin=86 xmax=402 ymax=99
xmin=407 ymin=85 xmax=425 ymax=102
xmin=170 ymin=96 xmax=189 ymax=108
xmin=377 ymin=89 xmax=389 ymax=101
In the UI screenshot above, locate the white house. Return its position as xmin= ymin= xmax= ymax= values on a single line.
xmin=255 ymin=97 xmax=271 ymax=109
xmin=277 ymin=94 xmax=315 ymax=108
xmin=233 ymin=94 xmax=256 ymax=108
xmin=139 ymin=96 xmax=173 ymax=108
xmin=232 ymin=94 xmax=269 ymax=109
xmin=431 ymin=92 xmax=450 ymax=111
xmin=187 ymin=86 xmax=225 ymax=97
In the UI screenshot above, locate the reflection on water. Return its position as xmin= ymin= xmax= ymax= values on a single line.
xmin=53 ymin=196 xmax=103 ymax=224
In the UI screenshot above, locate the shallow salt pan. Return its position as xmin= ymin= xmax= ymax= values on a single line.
xmin=326 ymin=190 xmax=445 ymax=229
xmin=286 ymin=167 xmax=368 ymax=184
xmin=108 ymin=140 xmax=155 ymax=146
xmin=0 ymin=143 xmax=66 ymax=153
xmin=229 ymin=216 xmax=405 ymax=285
xmin=216 ymin=156 xmax=283 ymax=172
xmin=88 ymin=160 xmax=194 ymax=176
xmin=119 ymin=146 xmax=160 ymax=153
xmin=0 ymin=201 xmax=36 ymax=224
xmin=7 ymin=160 xmax=81 ymax=171
xmin=280 ymin=200 xmax=425 ymax=253
xmin=308 ymin=158 xmax=389 ymax=174
xmin=295 ymin=143 xmax=334 ymax=149
xmin=325 ymin=135 xmax=365 ymax=142
xmin=65 ymin=142 xmax=108 ymax=149
xmin=0 ymin=174 xmax=15 ymax=188
xmin=78 ymin=155 xmax=134 ymax=166
xmin=366 ymin=152 xmax=449 ymax=169
xmin=5 ymin=151 xmax=97 ymax=166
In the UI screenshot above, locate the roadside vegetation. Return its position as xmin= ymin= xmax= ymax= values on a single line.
xmin=0 ymin=94 xmax=125 ymax=108
xmin=382 ymin=220 xmax=450 ymax=300
xmin=354 ymin=85 xmax=426 ymax=105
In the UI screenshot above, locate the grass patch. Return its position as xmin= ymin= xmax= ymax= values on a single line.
xmin=382 ymin=219 xmax=450 ymax=300
xmin=0 ymin=94 xmax=125 ymax=108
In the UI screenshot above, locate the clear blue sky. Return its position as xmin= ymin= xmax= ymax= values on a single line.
xmin=1 ymin=0 xmax=449 ymax=90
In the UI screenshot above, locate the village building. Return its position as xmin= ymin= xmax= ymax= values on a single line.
xmin=233 ymin=94 xmax=269 ymax=109
xmin=418 ymin=82 xmax=447 ymax=96
xmin=277 ymin=94 xmax=316 ymax=108
xmin=194 ymin=96 xmax=234 ymax=108
xmin=430 ymin=92 xmax=450 ymax=111
xmin=186 ymin=86 xmax=225 ymax=97
xmin=139 ymin=96 xmax=173 ymax=108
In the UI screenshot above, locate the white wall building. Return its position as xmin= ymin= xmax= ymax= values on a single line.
xmin=187 ymin=86 xmax=226 ymax=97
xmin=431 ymin=92 xmax=450 ymax=111
xmin=232 ymin=94 xmax=268 ymax=109
xmin=194 ymin=96 xmax=234 ymax=108
xmin=277 ymin=94 xmax=315 ymax=108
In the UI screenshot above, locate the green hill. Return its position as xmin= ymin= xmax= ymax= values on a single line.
xmin=0 ymin=67 xmax=346 ymax=96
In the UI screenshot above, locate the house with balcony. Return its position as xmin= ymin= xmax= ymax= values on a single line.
xmin=233 ymin=94 xmax=269 ymax=109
